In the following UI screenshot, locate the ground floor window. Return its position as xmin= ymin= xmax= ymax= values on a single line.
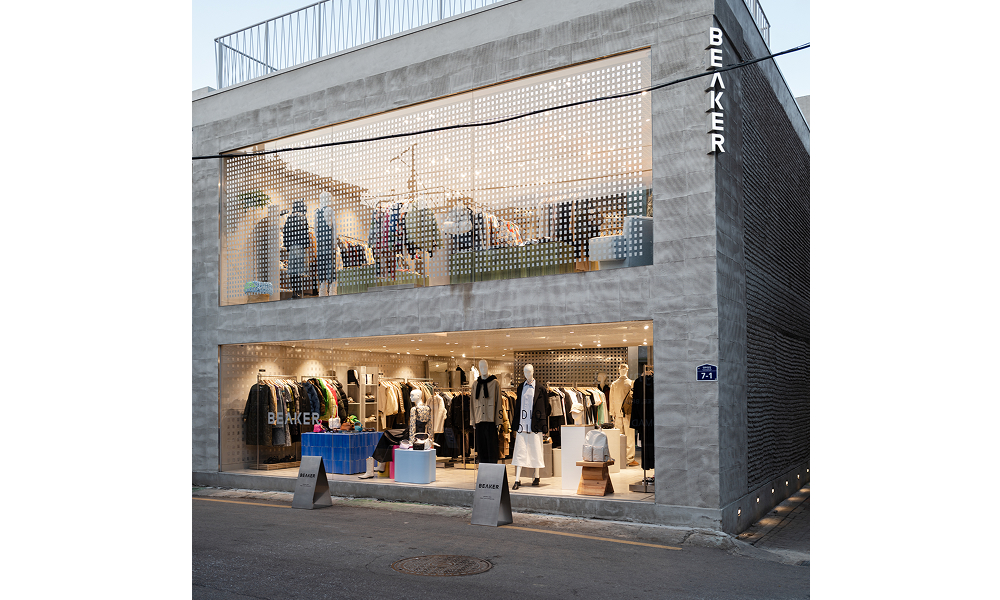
xmin=219 ymin=322 xmax=655 ymax=500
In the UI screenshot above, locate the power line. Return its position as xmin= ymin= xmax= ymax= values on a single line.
xmin=193 ymin=43 xmax=809 ymax=161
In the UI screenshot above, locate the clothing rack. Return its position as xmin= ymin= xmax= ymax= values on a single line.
xmin=435 ymin=385 xmax=471 ymax=468
xmin=255 ymin=374 xmax=302 ymax=466
xmin=547 ymin=382 xmax=605 ymax=426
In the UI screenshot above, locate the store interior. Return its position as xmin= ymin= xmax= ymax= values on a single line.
xmin=220 ymin=321 xmax=654 ymax=501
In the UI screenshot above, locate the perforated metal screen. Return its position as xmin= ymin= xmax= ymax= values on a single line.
xmin=513 ymin=348 xmax=628 ymax=388
xmin=220 ymin=49 xmax=651 ymax=305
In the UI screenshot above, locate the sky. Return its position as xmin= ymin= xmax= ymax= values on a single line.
xmin=193 ymin=0 xmax=810 ymax=97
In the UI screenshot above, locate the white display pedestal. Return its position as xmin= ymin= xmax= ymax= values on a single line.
xmin=394 ymin=448 xmax=437 ymax=484
xmin=561 ymin=425 xmax=595 ymax=490
xmin=605 ymin=429 xmax=621 ymax=473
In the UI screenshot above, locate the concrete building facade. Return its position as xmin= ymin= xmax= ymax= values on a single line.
xmin=192 ymin=0 xmax=809 ymax=534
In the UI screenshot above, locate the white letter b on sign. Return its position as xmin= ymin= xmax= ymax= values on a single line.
xmin=709 ymin=27 xmax=723 ymax=47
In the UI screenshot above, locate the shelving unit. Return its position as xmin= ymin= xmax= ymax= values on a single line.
xmin=347 ymin=366 xmax=381 ymax=430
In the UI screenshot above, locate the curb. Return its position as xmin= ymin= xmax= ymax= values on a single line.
xmin=192 ymin=485 xmax=803 ymax=564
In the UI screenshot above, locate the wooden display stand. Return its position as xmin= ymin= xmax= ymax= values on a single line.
xmin=575 ymin=460 xmax=615 ymax=496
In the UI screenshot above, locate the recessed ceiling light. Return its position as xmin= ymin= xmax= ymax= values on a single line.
xmin=644 ymin=325 xmax=649 ymax=329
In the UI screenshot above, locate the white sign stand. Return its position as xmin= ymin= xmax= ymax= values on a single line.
xmin=292 ymin=456 xmax=333 ymax=509
xmin=470 ymin=463 xmax=513 ymax=527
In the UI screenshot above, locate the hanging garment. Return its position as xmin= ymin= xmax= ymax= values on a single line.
xmin=431 ymin=393 xmax=448 ymax=434
xmin=630 ymin=374 xmax=655 ymax=469
xmin=242 ymin=384 xmax=274 ymax=446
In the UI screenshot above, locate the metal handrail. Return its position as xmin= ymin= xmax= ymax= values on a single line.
xmin=743 ymin=0 xmax=771 ymax=48
xmin=214 ymin=0 xmax=772 ymax=90
xmin=215 ymin=0 xmax=505 ymax=90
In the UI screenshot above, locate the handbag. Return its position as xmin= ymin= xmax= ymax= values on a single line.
xmin=621 ymin=388 xmax=633 ymax=417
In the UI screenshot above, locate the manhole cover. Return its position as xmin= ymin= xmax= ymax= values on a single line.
xmin=391 ymin=555 xmax=492 ymax=576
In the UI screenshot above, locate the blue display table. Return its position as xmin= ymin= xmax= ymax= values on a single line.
xmin=301 ymin=431 xmax=380 ymax=474
xmin=393 ymin=448 xmax=437 ymax=484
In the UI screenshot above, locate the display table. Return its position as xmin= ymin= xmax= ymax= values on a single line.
xmin=393 ymin=448 xmax=437 ymax=484
xmin=576 ymin=460 xmax=615 ymax=496
xmin=301 ymin=431 xmax=381 ymax=474
xmin=561 ymin=425 xmax=595 ymax=489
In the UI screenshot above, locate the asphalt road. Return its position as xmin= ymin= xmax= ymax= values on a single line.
xmin=193 ymin=498 xmax=809 ymax=599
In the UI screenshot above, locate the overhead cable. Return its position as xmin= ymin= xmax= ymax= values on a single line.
xmin=192 ymin=43 xmax=809 ymax=161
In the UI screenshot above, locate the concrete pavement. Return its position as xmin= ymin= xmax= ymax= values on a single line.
xmin=192 ymin=483 xmax=810 ymax=566
xmin=736 ymin=485 xmax=810 ymax=565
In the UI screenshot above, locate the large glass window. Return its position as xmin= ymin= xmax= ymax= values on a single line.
xmin=220 ymin=49 xmax=651 ymax=305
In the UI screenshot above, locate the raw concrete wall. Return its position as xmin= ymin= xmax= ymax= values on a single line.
xmin=194 ymin=0 xmax=734 ymax=528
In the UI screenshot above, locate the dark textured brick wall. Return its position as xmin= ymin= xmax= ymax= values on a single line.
xmin=740 ymin=61 xmax=810 ymax=491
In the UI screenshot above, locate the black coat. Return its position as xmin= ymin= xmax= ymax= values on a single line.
xmin=629 ymin=374 xmax=655 ymax=469
xmin=514 ymin=381 xmax=551 ymax=433
xmin=243 ymin=384 xmax=274 ymax=446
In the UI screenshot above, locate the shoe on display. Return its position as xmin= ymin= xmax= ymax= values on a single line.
xmin=531 ymin=478 xmax=540 ymax=486
xmin=512 ymin=481 xmax=520 ymax=490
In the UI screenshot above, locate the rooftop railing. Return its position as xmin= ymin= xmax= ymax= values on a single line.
xmin=215 ymin=0 xmax=504 ymax=89
xmin=744 ymin=0 xmax=771 ymax=48
xmin=214 ymin=0 xmax=772 ymax=90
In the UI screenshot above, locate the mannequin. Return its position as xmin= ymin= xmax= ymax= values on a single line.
xmin=409 ymin=389 xmax=432 ymax=449
xmin=609 ymin=363 xmax=637 ymax=466
xmin=315 ymin=191 xmax=337 ymax=296
xmin=282 ymin=199 xmax=310 ymax=299
xmin=472 ymin=360 xmax=502 ymax=463
xmin=512 ymin=364 xmax=549 ymax=489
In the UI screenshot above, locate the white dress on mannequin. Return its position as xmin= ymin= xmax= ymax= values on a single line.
xmin=511 ymin=381 xmax=544 ymax=469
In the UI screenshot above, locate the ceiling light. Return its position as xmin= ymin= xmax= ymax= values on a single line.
xmin=644 ymin=325 xmax=649 ymax=329
xmin=462 ymin=354 xmax=466 ymax=358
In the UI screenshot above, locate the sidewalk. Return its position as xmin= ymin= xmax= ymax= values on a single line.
xmin=736 ymin=485 xmax=810 ymax=565
xmin=192 ymin=484 xmax=810 ymax=565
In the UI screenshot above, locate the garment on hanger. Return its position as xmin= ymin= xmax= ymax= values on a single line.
xmin=630 ymin=373 xmax=655 ymax=469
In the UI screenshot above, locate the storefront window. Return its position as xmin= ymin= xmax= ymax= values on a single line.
xmin=220 ymin=49 xmax=652 ymax=305
xmin=219 ymin=322 xmax=654 ymax=500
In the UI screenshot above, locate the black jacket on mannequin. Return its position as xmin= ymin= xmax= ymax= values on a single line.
xmin=514 ymin=381 xmax=551 ymax=433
